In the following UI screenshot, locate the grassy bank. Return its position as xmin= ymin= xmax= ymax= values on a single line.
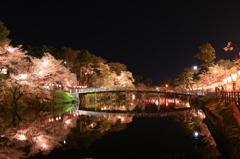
xmin=49 ymin=90 xmax=76 ymax=104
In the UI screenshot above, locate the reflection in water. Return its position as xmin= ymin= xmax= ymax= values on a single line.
xmin=62 ymin=110 xmax=133 ymax=153
xmin=0 ymin=105 xmax=133 ymax=159
xmin=0 ymin=97 xmax=219 ymax=158
xmin=82 ymin=97 xmax=191 ymax=112
xmin=0 ymin=112 xmax=76 ymax=159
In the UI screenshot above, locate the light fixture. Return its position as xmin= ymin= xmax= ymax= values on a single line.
xmin=193 ymin=65 xmax=197 ymax=70
xmin=231 ymin=74 xmax=238 ymax=82
xmin=238 ymin=71 xmax=240 ymax=76
xmin=223 ymin=78 xmax=227 ymax=84
xmin=231 ymin=74 xmax=238 ymax=91
xmin=227 ymin=77 xmax=232 ymax=83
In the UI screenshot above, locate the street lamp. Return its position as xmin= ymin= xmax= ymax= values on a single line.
xmin=193 ymin=65 xmax=198 ymax=71
xmin=223 ymin=78 xmax=227 ymax=84
xmin=223 ymin=78 xmax=227 ymax=92
xmin=231 ymin=74 xmax=238 ymax=91
xmin=193 ymin=65 xmax=199 ymax=91
xmin=227 ymin=77 xmax=232 ymax=83
xmin=165 ymin=84 xmax=168 ymax=92
xmin=226 ymin=76 xmax=232 ymax=91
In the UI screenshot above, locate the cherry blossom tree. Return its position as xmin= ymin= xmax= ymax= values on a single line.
xmin=89 ymin=62 xmax=135 ymax=88
xmin=114 ymin=71 xmax=134 ymax=87
xmin=0 ymin=46 xmax=30 ymax=77
xmin=92 ymin=62 xmax=116 ymax=87
xmin=198 ymin=64 xmax=228 ymax=88
xmin=0 ymin=46 xmax=77 ymax=127
xmin=29 ymin=52 xmax=77 ymax=90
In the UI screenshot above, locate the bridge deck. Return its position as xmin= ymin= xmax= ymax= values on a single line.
xmin=69 ymin=87 xmax=206 ymax=96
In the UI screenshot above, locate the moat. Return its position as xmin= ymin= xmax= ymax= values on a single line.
xmin=26 ymin=95 xmax=220 ymax=159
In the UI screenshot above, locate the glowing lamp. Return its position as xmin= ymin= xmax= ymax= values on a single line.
xmin=238 ymin=71 xmax=240 ymax=76
xmin=231 ymin=74 xmax=238 ymax=91
xmin=193 ymin=65 xmax=197 ymax=70
xmin=223 ymin=78 xmax=227 ymax=84
xmin=227 ymin=77 xmax=232 ymax=83
xmin=19 ymin=134 xmax=27 ymax=140
xmin=231 ymin=74 xmax=238 ymax=81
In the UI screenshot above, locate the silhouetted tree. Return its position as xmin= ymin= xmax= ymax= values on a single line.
xmin=0 ymin=21 xmax=11 ymax=47
xmin=144 ymin=78 xmax=153 ymax=87
xmin=158 ymin=77 xmax=172 ymax=87
xmin=133 ymin=75 xmax=143 ymax=86
xmin=194 ymin=43 xmax=216 ymax=74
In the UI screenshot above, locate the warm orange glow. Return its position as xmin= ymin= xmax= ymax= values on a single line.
xmin=238 ymin=71 xmax=240 ymax=76
xmin=18 ymin=134 xmax=27 ymax=140
xmin=65 ymin=119 xmax=71 ymax=124
xmin=77 ymin=85 xmax=88 ymax=89
xmin=227 ymin=77 xmax=232 ymax=83
xmin=6 ymin=46 xmax=15 ymax=52
xmin=231 ymin=74 xmax=237 ymax=81
xmin=42 ymin=143 xmax=47 ymax=148
xmin=20 ymin=74 xmax=27 ymax=79
xmin=42 ymin=61 xmax=48 ymax=66
xmin=223 ymin=78 xmax=227 ymax=84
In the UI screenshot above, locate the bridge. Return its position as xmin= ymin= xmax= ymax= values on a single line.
xmin=69 ymin=87 xmax=207 ymax=95
xmin=70 ymin=87 xmax=166 ymax=94
xmin=70 ymin=87 xmax=205 ymax=101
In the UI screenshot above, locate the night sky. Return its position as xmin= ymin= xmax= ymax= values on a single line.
xmin=1 ymin=1 xmax=240 ymax=86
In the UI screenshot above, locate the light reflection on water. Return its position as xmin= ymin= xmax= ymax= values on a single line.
xmin=81 ymin=97 xmax=191 ymax=112
xmin=0 ymin=97 xmax=218 ymax=159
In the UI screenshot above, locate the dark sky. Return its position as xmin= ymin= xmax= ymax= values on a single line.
xmin=1 ymin=1 xmax=240 ymax=86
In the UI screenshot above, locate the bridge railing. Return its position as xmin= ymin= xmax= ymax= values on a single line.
xmin=69 ymin=87 xmax=166 ymax=94
xmin=210 ymin=91 xmax=240 ymax=105
xmin=69 ymin=86 xmax=211 ymax=97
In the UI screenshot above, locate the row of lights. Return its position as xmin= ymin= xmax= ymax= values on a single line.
xmin=49 ymin=116 xmax=62 ymax=122
xmin=220 ymin=71 xmax=240 ymax=91
xmin=193 ymin=65 xmax=240 ymax=91
xmin=48 ymin=83 xmax=62 ymax=87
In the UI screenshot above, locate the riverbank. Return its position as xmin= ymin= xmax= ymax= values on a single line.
xmin=197 ymin=96 xmax=240 ymax=159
